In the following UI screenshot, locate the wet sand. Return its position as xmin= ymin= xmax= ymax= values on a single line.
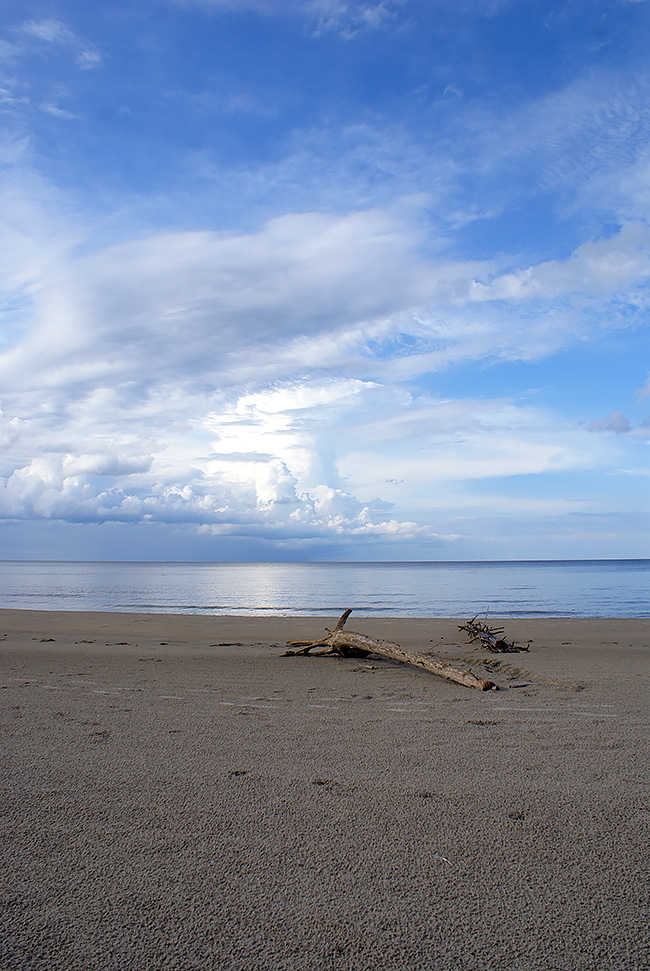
xmin=1 ymin=610 xmax=649 ymax=970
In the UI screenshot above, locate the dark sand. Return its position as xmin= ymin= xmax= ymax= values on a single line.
xmin=1 ymin=610 xmax=649 ymax=970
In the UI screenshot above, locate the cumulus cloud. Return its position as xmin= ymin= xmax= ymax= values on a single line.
xmin=0 ymin=359 xmax=619 ymax=549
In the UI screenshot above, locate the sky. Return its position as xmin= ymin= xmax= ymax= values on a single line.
xmin=0 ymin=0 xmax=649 ymax=562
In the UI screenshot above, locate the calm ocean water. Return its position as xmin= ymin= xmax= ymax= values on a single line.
xmin=0 ymin=560 xmax=648 ymax=617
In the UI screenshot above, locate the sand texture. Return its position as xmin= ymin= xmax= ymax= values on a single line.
xmin=1 ymin=610 xmax=649 ymax=970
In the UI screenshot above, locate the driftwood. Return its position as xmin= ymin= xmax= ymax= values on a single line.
xmin=283 ymin=609 xmax=497 ymax=691
xmin=458 ymin=616 xmax=529 ymax=653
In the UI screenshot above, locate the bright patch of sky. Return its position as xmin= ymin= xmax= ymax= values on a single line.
xmin=1 ymin=0 xmax=649 ymax=560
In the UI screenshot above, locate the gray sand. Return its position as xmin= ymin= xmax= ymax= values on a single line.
xmin=1 ymin=610 xmax=649 ymax=970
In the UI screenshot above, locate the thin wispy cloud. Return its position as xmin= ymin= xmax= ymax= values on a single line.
xmin=170 ymin=0 xmax=404 ymax=35
xmin=20 ymin=19 xmax=75 ymax=43
xmin=19 ymin=17 xmax=102 ymax=66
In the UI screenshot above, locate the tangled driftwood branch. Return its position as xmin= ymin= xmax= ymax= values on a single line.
xmin=283 ymin=609 xmax=497 ymax=691
xmin=458 ymin=616 xmax=529 ymax=653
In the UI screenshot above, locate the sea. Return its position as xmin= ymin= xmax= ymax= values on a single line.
xmin=0 ymin=559 xmax=648 ymax=618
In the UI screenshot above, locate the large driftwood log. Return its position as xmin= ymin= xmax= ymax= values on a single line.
xmin=283 ymin=609 xmax=497 ymax=691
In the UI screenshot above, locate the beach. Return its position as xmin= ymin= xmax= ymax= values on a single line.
xmin=2 ymin=609 xmax=649 ymax=970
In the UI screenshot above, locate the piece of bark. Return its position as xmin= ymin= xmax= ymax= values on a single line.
xmin=284 ymin=610 xmax=497 ymax=691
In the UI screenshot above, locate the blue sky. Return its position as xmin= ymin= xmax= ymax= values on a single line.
xmin=1 ymin=0 xmax=649 ymax=561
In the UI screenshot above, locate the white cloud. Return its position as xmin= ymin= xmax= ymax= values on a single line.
xmin=1 ymin=3 xmax=648 ymax=558
xmin=0 ymin=363 xmax=625 ymax=549
xmin=8 ymin=203 xmax=645 ymax=415
xmin=76 ymin=49 xmax=103 ymax=70
xmin=1 ymin=187 xmax=647 ymax=548
xmin=336 ymin=396 xmax=612 ymax=511
xmin=475 ymin=224 xmax=650 ymax=302
xmin=0 ymin=205 xmax=438 ymax=406
xmin=406 ymin=67 xmax=650 ymax=237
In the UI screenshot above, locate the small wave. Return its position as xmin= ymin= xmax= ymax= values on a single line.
xmin=116 ymin=603 xmax=231 ymax=610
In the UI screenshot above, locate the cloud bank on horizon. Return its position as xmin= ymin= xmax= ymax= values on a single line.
xmin=0 ymin=0 xmax=649 ymax=560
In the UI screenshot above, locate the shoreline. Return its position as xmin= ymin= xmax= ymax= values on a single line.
xmin=2 ymin=604 xmax=649 ymax=629
xmin=2 ymin=608 xmax=649 ymax=969
xmin=1 ymin=607 xmax=648 ymax=669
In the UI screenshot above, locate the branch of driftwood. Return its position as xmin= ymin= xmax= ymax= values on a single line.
xmin=283 ymin=609 xmax=498 ymax=691
xmin=457 ymin=616 xmax=529 ymax=653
